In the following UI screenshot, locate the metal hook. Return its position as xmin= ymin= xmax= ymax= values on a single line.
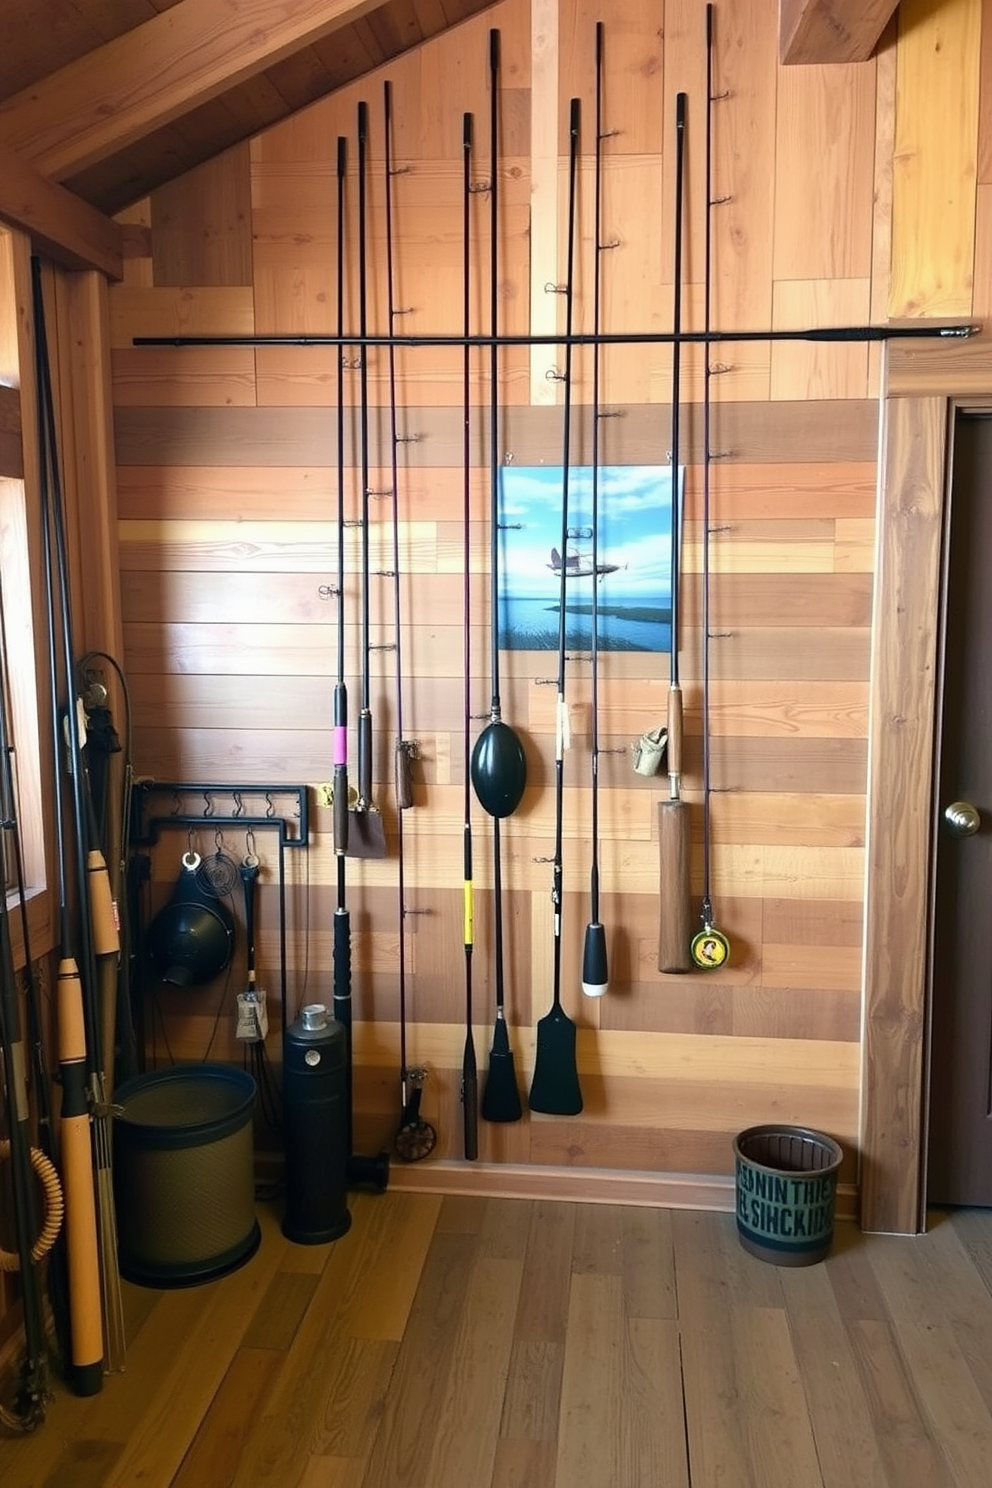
xmin=233 ymin=791 xmax=244 ymax=818
xmin=214 ymin=828 xmax=224 ymax=854
xmin=203 ymin=791 xmax=214 ymax=818
xmin=265 ymin=792 xmax=275 ymax=820
xmin=546 ymin=367 xmax=566 ymax=383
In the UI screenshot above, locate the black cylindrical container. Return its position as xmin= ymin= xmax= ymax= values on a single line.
xmin=282 ymin=1004 xmax=351 ymax=1244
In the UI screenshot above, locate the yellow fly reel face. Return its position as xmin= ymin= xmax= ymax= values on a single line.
xmin=690 ymin=924 xmax=730 ymax=970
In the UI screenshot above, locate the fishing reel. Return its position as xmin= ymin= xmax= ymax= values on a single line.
xmin=394 ymin=1067 xmax=437 ymax=1162
xmin=690 ymin=921 xmax=730 ymax=970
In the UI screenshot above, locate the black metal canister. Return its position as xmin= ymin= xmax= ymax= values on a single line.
xmin=281 ymin=1004 xmax=351 ymax=1243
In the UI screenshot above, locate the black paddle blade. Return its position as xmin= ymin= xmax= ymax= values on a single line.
xmin=529 ymin=1004 xmax=582 ymax=1115
xmin=481 ymin=1016 xmax=523 ymax=1122
xmin=471 ymin=721 xmax=527 ymax=818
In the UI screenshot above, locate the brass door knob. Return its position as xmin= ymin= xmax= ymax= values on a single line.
xmin=944 ymin=800 xmax=981 ymax=838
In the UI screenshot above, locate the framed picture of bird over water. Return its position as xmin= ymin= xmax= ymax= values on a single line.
xmin=497 ymin=464 xmax=680 ymax=652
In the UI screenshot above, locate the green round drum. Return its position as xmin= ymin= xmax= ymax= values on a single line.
xmin=734 ymin=1125 xmax=843 ymax=1267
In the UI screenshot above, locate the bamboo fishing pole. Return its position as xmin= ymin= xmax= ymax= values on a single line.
xmin=658 ymin=93 xmax=693 ymax=975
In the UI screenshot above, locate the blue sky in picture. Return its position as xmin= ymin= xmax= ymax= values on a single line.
xmin=497 ymin=464 xmax=680 ymax=652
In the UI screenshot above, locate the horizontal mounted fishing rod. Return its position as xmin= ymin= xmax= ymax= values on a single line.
xmin=134 ymin=322 xmax=980 ymax=350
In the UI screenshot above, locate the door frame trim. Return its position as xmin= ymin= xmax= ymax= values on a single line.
xmin=862 ymin=341 xmax=992 ymax=1233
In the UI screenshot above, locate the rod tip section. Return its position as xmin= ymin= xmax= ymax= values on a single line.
xmin=337 ymin=136 xmax=347 ymax=176
xmin=490 ymin=28 xmax=500 ymax=72
xmin=357 ymin=100 xmax=368 ymax=140
xmin=464 ymin=111 xmax=472 ymax=148
xmin=676 ymin=92 xmax=687 ymax=129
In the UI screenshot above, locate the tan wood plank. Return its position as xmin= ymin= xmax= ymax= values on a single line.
xmin=730 ymin=1304 xmax=824 ymax=1488
xmin=172 ymin=1347 xmax=284 ymax=1488
xmin=421 ymin=1257 xmax=523 ymax=1488
xmin=620 ymin=1206 xmax=677 ymax=1321
xmin=554 ymin=1273 xmax=624 ymax=1488
xmin=671 ymin=1210 xmax=754 ymax=1488
xmin=890 ymin=0 xmax=982 ymax=317
xmin=359 ymin=1228 xmax=478 ymax=1488
xmin=499 ymin=1338 xmax=563 ymax=1441
xmin=151 ymin=142 xmax=254 ymax=287
xmin=846 ymin=1318 xmax=959 ymax=1488
xmin=0 ymin=384 xmax=20 ymax=478
xmin=861 ymin=396 xmax=945 ymax=1235
xmin=242 ymin=1269 xmax=320 ymax=1351
xmin=770 ymin=278 xmax=872 ymax=402
xmin=774 ymin=63 xmax=876 ymax=281
xmin=0 ymin=0 xmax=384 ymax=179
xmin=0 ymin=139 xmax=123 ymax=278
xmin=623 ymin=1317 xmax=691 ymax=1488
xmin=778 ymin=1262 xmax=891 ymax=1488
xmin=780 ymin=0 xmax=900 ymax=64
xmin=868 ymin=1233 xmax=992 ymax=1485
xmin=111 ymin=400 xmax=881 ymax=468
xmin=108 ymin=285 xmax=255 ymax=346
xmin=112 ymin=346 xmax=257 ymax=405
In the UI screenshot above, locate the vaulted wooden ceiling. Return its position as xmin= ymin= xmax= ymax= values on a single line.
xmin=0 ymin=0 xmax=900 ymax=280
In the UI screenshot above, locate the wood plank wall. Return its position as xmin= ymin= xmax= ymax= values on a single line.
xmin=104 ymin=0 xmax=988 ymax=1206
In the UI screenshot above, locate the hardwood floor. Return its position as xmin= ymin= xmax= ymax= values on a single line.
xmin=3 ymin=1194 xmax=992 ymax=1486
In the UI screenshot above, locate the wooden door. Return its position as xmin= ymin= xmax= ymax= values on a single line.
xmin=927 ymin=411 xmax=992 ymax=1206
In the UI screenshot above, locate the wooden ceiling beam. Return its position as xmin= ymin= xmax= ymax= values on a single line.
xmin=779 ymin=0 xmax=901 ymax=64
xmin=0 ymin=144 xmax=123 ymax=279
xmin=0 ymin=0 xmax=380 ymax=182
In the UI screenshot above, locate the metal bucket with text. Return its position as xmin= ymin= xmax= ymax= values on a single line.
xmin=733 ymin=1125 xmax=843 ymax=1267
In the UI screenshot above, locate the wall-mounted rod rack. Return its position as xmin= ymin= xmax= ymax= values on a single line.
xmin=131 ymin=781 xmax=309 ymax=850
xmin=134 ymin=322 xmax=979 ymax=351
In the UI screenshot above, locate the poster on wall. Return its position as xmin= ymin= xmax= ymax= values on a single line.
xmin=497 ymin=464 xmax=680 ymax=652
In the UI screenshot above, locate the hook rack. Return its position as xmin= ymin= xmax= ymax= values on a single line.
xmin=131 ymin=780 xmax=309 ymax=849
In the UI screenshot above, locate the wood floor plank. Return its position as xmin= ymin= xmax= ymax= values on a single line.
xmin=359 ymin=1230 xmax=478 ymax=1488
xmin=490 ymin=1437 xmax=559 ymax=1488
xmin=554 ymin=1273 xmax=625 ymax=1488
xmin=846 ymin=1318 xmax=959 ymax=1488
xmin=513 ymin=1200 xmax=576 ymax=1344
xmin=672 ymin=1210 xmax=757 ymax=1488
xmin=731 ymin=1305 xmax=824 ymax=1488
xmin=479 ymin=1197 xmax=534 ymax=1261
xmin=621 ymin=1317 xmax=690 ymax=1488
xmin=5 ymin=1198 xmax=992 ymax=1488
xmin=499 ymin=1339 xmax=563 ymax=1441
xmin=868 ymin=1235 xmax=992 ymax=1488
xmin=172 ymin=1347 xmax=283 ymax=1488
xmin=243 ymin=1270 xmax=320 ymax=1350
xmin=621 ymin=1205 xmax=678 ymax=1321
xmin=421 ymin=1258 xmax=524 ymax=1488
xmin=309 ymin=1338 xmax=400 ymax=1458
xmin=778 ymin=1262 xmax=891 ymax=1487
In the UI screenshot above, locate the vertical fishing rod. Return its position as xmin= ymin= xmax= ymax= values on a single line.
xmin=529 ymin=98 xmax=583 ymax=1117
xmin=479 ymin=29 xmax=523 ymax=1125
xmin=384 ymin=79 xmax=435 ymax=1162
xmin=582 ymin=21 xmax=609 ymax=1000
xmin=470 ymin=27 xmax=527 ymax=826
xmin=657 ymin=94 xmax=693 ymax=975
xmin=351 ymin=100 xmax=386 ymax=860
xmin=332 ymin=133 xmax=388 ymax=1192
xmin=30 ymin=258 xmax=106 ymax=1396
xmin=0 ymin=637 xmax=50 ymax=1430
xmin=461 ymin=111 xmax=479 ymax=1161
xmin=692 ymin=5 xmax=730 ymax=972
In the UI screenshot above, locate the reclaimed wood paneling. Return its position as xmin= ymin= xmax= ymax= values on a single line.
xmin=889 ymin=0 xmax=982 ymax=318
xmin=104 ymin=0 xmax=992 ymax=1223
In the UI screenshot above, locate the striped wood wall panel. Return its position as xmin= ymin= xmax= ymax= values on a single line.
xmin=107 ymin=0 xmax=990 ymax=1203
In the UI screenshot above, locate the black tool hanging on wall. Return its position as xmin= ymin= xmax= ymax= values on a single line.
xmin=350 ymin=98 xmax=387 ymax=861
xmin=529 ymin=98 xmax=584 ymax=1118
xmin=384 ymin=78 xmax=436 ymax=1163
xmin=479 ymin=29 xmax=524 ymax=1127
xmin=460 ymin=110 xmax=479 ymax=1161
xmin=582 ymin=20 xmax=610 ymax=1002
